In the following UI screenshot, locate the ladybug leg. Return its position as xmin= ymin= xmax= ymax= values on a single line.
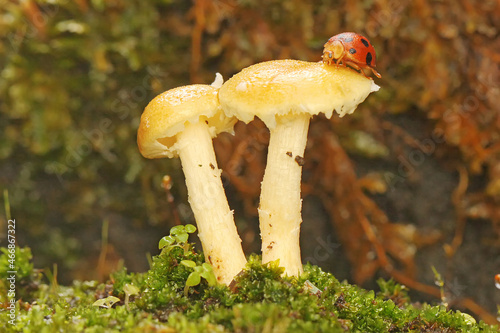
xmin=370 ymin=67 xmax=382 ymax=78
xmin=345 ymin=61 xmax=369 ymax=77
xmin=336 ymin=53 xmax=345 ymax=66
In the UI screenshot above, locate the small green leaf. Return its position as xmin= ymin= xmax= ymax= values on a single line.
xmin=158 ymin=235 xmax=175 ymax=249
xmin=176 ymin=232 xmax=189 ymax=243
xmin=180 ymin=260 xmax=197 ymax=268
xmin=185 ymin=224 xmax=196 ymax=233
xmin=459 ymin=312 xmax=476 ymax=325
xmin=92 ymin=296 xmax=120 ymax=308
xmin=186 ymin=272 xmax=201 ymax=287
xmin=200 ymin=263 xmax=216 ymax=286
xmin=201 ymin=263 xmax=213 ymax=271
xmin=92 ymin=299 xmax=106 ymax=307
xmin=170 ymin=225 xmax=185 ymax=235
xmin=123 ymin=283 xmax=140 ymax=296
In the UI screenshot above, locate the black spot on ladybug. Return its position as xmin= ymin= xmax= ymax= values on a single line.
xmin=286 ymin=151 xmax=292 ymax=157
xmin=366 ymin=52 xmax=373 ymax=66
xmin=344 ymin=36 xmax=354 ymax=42
xmin=361 ymin=38 xmax=369 ymax=47
xmin=295 ymin=155 xmax=305 ymax=166
xmin=210 ymin=163 xmax=215 ymax=170
xmin=349 ymin=48 xmax=357 ymax=54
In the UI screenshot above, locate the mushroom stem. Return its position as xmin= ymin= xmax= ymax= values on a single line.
xmin=259 ymin=113 xmax=310 ymax=276
xmin=177 ymin=120 xmax=247 ymax=285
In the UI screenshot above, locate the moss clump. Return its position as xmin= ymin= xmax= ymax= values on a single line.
xmin=0 ymin=247 xmax=44 ymax=303
xmin=0 ymin=231 xmax=498 ymax=332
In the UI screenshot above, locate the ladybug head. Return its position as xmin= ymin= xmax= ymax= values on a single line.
xmin=322 ymin=40 xmax=345 ymax=65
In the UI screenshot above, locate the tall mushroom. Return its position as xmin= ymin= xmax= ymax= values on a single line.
xmin=219 ymin=60 xmax=379 ymax=276
xmin=137 ymin=75 xmax=247 ymax=285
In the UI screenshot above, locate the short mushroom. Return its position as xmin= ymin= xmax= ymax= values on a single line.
xmin=219 ymin=60 xmax=379 ymax=276
xmin=137 ymin=75 xmax=247 ymax=285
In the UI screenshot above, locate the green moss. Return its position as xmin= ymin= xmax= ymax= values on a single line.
xmin=0 ymin=242 xmax=498 ymax=332
xmin=0 ymin=247 xmax=42 ymax=303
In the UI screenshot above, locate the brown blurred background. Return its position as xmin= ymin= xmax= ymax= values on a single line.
xmin=0 ymin=0 xmax=499 ymax=324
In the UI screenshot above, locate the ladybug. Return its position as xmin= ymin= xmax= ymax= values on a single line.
xmin=322 ymin=32 xmax=381 ymax=78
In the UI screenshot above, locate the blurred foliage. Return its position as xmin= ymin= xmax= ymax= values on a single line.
xmin=1 ymin=0 xmax=499 ymax=322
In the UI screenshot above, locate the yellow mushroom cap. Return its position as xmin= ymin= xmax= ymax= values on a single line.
xmin=137 ymin=84 xmax=236 ymax=159
xmin=219 ymin=59 xmax=380 ymax=129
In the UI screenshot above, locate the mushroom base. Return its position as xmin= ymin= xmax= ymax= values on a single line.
xmin=177 ymin=121 xmax=247 ymax=285
xmin=259 ymin=113 xmax=310 ymax=276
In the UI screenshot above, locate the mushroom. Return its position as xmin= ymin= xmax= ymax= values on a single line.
xmin=137 ymin=74 xmax=247 ymax=285
xmin=219 ymin=60 xmax=379 ymax=276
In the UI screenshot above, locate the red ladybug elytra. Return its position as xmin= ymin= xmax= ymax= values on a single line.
xmin=323 ymin=32 xmax=381 ymax=78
